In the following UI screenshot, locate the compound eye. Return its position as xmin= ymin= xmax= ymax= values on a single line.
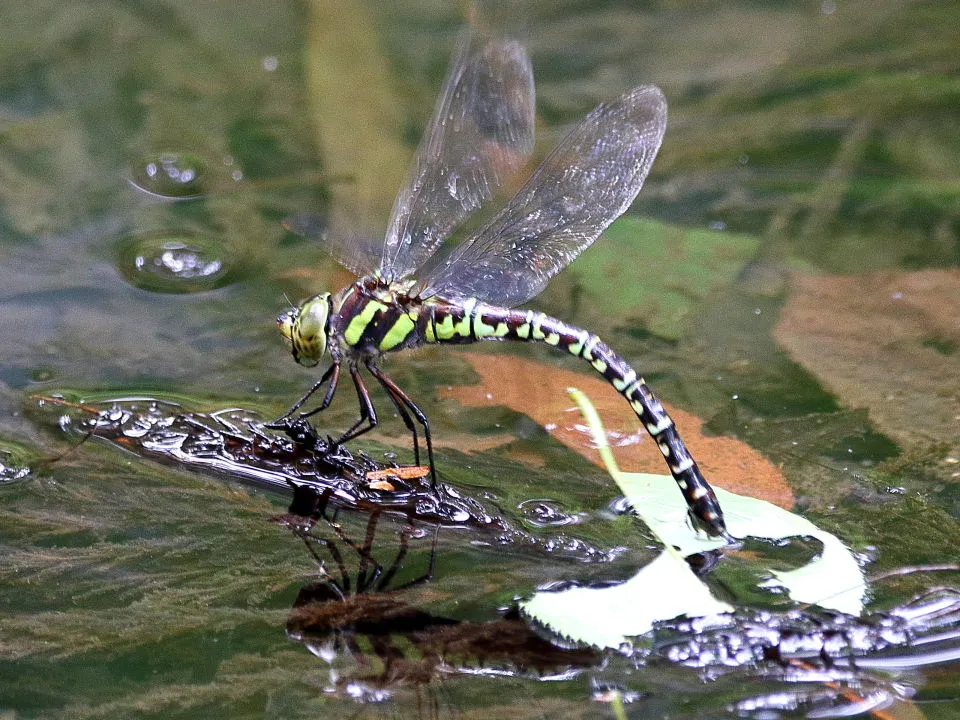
xmin=286 ymin=294 xmax=330 ymax=366
xmin=297 ymin=309 xmax=323 ymax=340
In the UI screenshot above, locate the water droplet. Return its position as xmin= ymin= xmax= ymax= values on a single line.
xmin=130 ymin=152 xmax=207 ymax=199
xmin=116 ymin=232 xmax=239 ymax=293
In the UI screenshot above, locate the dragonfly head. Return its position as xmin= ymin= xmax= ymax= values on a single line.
xmin=278 ymin=293 xmax=333 ymax=367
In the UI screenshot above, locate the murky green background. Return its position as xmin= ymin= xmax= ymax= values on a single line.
xmin=2 ymin=0 xmax=958 ymax=717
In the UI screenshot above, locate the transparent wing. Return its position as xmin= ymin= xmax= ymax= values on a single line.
xmin=420 ymin=85 xmax=667 ymax=307
xmin=282 ymin=213 xmax=380 ymax=277
xmin=379 ymin=29 xmax=536 ymax=280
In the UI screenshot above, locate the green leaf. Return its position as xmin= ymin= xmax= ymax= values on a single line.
xmin=615 ymin=472 xmax=866 ymax=615
xmin=522 ymin=549 xmax=733 ymax=650
xmin=520 ymin=389 xmax=866 ymax=650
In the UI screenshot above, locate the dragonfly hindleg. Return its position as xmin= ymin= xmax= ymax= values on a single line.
xmin=367 ymin=363 xmax=421 ymax=467
xmin=367 ymin=362 xmax=437 ymax=485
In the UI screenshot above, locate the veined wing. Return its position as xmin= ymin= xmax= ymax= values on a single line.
xmin=420 ymin=85 xmax=667 ymax=307
xmin=282 ymin=213 xmax=381 ymax=277
xmin=379 ymin=29 xmax=535 ymax=281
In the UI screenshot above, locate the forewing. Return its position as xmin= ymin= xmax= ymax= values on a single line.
xmin=420 ymin=85 xmax=667 ymax=307
xmin=282 ymin=213 xmax=379 ymax=277
xmin=380 ymin=30 xmax=535 ymax=280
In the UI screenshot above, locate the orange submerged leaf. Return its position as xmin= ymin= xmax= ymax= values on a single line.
xmin=365 ymin=466 xmax=430 ymax=482
xmin=440 ymin=351 xmax=792 ymax=508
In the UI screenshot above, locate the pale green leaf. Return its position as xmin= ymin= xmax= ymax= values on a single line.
xmin=569 ymin=385 xmax=865 ymax=615
xmin=520 ymin=390 xmax=866 ymax=650
xmin=619 ymin=472 xmax=866 ymax=615
xmin=521 ymin=550 xmax=733 ymax=650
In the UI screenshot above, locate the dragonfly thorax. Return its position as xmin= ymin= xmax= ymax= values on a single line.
xmin=278 ymin=293 xmax=334 ymax=367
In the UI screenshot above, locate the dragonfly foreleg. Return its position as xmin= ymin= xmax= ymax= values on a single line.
xmin=271 ymin=362 xmax=341 ymax=425
xmin=367 ymin=362 xmax=437 ymax=486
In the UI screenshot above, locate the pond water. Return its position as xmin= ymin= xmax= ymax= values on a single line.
xmin=1 ymin=1 xmax=958 ymax=718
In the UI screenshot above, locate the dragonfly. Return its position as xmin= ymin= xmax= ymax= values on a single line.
xmin=274 ymin=30 xmax=730 ymax=539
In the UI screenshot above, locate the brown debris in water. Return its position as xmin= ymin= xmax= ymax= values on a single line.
xmin=441 ymin=352 xmax=794 ymax=508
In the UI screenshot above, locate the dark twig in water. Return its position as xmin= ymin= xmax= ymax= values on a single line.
xmin=29 ymin=395 xmax=617 ymax=562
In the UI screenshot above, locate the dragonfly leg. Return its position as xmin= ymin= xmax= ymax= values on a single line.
xmin=366 ymin=361 xmax=421 ymax=467
xmin=366 ymin=362 xmax=437 ymax=486
xmin=335 ymin=364 xmax=379 ymax=445
xmin=270 ymin=362 xmax=341 ymax=425
xmin=298 ymin=362 xmax=342 ymax=419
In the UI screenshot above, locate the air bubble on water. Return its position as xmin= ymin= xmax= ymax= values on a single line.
xmin=116 ymin=232 xmax=238 ymax=294
xmin=130 ymin=152 xmax=206 ymax=199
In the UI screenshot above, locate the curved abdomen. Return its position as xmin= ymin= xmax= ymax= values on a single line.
xmin=424 ymin=298 xmax=730 ymax=538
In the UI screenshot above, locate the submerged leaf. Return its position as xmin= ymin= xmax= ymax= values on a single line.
xmin=522 ymin=550 xmax=733 ymax=649
xmin=442 ymin=351 xmax=794 ymax=507
xmin=774 ymin=269 xmax=960 ymax=461
xmin=558 ymin=217 xmax=761 ymax=340
xmin=615 ymin=472 xmax=866 ymax=615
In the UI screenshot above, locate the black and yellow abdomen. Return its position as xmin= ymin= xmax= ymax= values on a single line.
xmin=420 ymin=297 xmax=727 ymax=534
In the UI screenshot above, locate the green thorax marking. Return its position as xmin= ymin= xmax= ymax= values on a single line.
xmin=343 ymin=298 xmax=386 ymax=346
xmin=378 ymin=311 xmax=418 ymax=351
xmin=339 ymin=280 xmax=423 ymax=353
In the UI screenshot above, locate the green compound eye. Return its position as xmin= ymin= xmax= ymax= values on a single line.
xmin=278 ymin=294 xmax=331 ymax=366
